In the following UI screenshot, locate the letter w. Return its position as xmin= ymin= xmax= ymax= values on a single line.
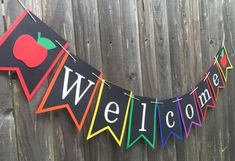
xmin=62 ymin=66 xmax=95 ymax=106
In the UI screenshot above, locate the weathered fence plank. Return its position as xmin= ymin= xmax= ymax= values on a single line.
xmin=0 ymin=1 xmax=18 ymax=161
xmin=136 ymin=0 xmax=159 ymax=159
xmin=212 ymin=1 xmax=231 ymax=161
xmin=0 ymin=0 xmax=235 ymax=160
xmin=199 ymin=0 xmax=221 ymax=160
xmin=118 ymin=0 xmax=145 ymax=161
xmin=39 ymin=1 xmax=84 ymax=161
xmin=96 ymin=0 xmax=144 ymax=161
xmin=165 ymin=0 xmax=184 ymax=159
xmin=224 ymin=0 xmax=235 ymax=160
xmin=150 ymin=0 xmax=177 ymax=160
xmin=4 ymin=1 xmax=56 ymax=161
xmin=71 ymin=1 xmax=106 ymax=161
xmin=0 ymin=74 xmax=18 ymax=161
xmin=174 ymin=0 xmax=201 ymax=160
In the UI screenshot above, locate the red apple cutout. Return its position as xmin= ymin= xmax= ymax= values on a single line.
xmin=220 ymin=49 xmax=227 ymax=68
xmin=13 ymin=32 xmax=56 ymax=68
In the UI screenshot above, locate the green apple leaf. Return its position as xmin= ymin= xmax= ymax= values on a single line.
xmin=37 ymin=32 xmax=57 ymax=50
xmin=220 ymin=49 xmax=225 ymax=57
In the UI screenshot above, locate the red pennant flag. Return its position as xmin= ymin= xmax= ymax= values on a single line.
xmin=206 ymin=63 xmax=225 ymax=100
xmin=194 ymin=77 xmax=216 ymax=120
xmin=0 ymin=11 xmax=68 ymax=100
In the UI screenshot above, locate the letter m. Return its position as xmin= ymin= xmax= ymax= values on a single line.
xmin=62 ymin=66 xmax=95 ymax=106
xmin=198 ymin=89 xmax=211 ymax=108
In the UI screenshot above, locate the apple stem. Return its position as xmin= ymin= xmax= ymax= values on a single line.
xmin=37 ymin=32 xmax=41 ymax=40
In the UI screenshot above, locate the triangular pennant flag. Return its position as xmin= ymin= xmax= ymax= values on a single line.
xmin=215 ymin=46 xmax=233 ymax=82
xmin=157 ymin=98 xmax=183 ymax=148
xmin=87 ymin=81 xmax=132 ymax=146
xmin=36 ymin=54 xmax=102 ymax=131
xmin=194 ymin=77 xmax=216 ymax=120
xmin=178 ymin=92 xmax=201 ymax=137
xmin=126 ymin=96 xmax=157 ymax=149
xmin=206 ymin=63 xmax=225 ymax=100
xmin=0 ymin=11 xmax=68 ymax=101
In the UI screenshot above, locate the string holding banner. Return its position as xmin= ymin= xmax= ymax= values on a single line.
xmin=17 ymin=0 xmax=37 ymax=23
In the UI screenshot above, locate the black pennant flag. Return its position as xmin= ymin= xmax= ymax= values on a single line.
xmin=206 ymin=63 xmax=225 ymax=100
xmin=178 ymin=92 xmax=201 ymax=137
xmin=36 ymin=54 xmax=102 ymax=131
xmin=158 ymin=98 xmax=183 ymax=148
xmin=0 ymin=11 xmax=68 ymax=100
xmin=215 ymin=46 xmax=233 ymax=82
xmin=194 ymin=77 xmax=216 ymax=120
xmin=126 ymin=96 xmax=157 ymax=149
xmin=87 ymin=81 xmax=132 ymax=146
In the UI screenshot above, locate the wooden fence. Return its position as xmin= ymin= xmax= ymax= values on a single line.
xmin=0 ymin=0 xmax=235 ymax=160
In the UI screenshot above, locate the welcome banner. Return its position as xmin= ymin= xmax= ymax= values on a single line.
xmin=0 ymin=10 xmax=233 ymax=149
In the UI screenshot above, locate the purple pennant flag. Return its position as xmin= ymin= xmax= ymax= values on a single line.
xmin=178 ymin=92 xmax=202 ymax=137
